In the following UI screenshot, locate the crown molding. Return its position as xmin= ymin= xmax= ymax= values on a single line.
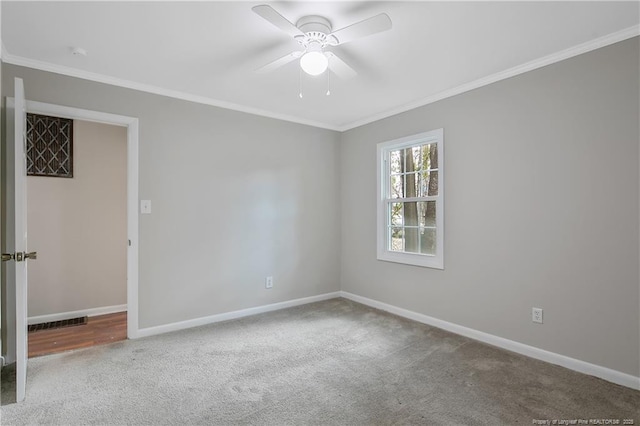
xmin=1 ymin=52 xmax=341 ymax=132
xmin=337 ymin=24 xmax=640 ymax=132
xmin=2 ymin=25 xmax=638 ymax=133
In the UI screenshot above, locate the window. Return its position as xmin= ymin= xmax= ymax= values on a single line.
xmin=377 ymin=129 xmax=444 ymax=269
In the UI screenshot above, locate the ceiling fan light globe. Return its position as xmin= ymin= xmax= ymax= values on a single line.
xmin=300 ymin=51 xmax=328 ymax=76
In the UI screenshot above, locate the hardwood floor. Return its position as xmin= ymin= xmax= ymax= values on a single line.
xmin=28 ymin=312 xmax=127 ymax=358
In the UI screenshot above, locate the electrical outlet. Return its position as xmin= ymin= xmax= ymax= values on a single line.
xmin=532 ymin=307 xmax=543 ymax=324
xmin=265 ymin=276 xmax=273 ymax=289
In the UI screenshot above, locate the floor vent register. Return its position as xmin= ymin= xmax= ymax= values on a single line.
xmin=28 ymin=316 xmax=88 ymax=332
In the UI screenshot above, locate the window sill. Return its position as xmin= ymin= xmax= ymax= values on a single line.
xmin=377 ymin=251 xmax=444 ymax=269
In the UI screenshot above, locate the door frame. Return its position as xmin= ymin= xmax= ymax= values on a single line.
xmin=19 ymin=100 xmax=140 ymax=341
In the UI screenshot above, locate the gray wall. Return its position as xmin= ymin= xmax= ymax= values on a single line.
xmin=340 ymin=37 xmax=639 ymax=376
xmin=2 ymin=64 xmax=341 ymax=328
xmin=2 ymin=37 xmax=638 ymax=378
xmin=27 ymin=120 xmax=127 ymax=317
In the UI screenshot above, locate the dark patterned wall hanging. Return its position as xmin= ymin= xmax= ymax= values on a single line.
xmin=26 ymin=114 xmax=73 ymax=178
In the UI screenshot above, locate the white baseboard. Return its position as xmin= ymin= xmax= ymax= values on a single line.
xmin=340 ymin=291 xmax=640 ymax=391
xmin=27 ymin=304 xmax=128 ymax=325
xmin=135 ymin=292 xmax=342 ymax=339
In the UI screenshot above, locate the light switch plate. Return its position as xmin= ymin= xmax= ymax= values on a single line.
xmin=141 ymin=200 xmax=152 ymax=214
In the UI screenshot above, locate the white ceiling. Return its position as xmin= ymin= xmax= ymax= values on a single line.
xmin=2 ymin=1 xmax=639 ymax=131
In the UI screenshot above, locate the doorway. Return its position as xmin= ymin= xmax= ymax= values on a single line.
xmin=2 ymin=85 xmax=139 ymax=403
xmin=22 ymin=100 xmax=140 ymax=347
xmin=26 ymin=119 xmax=128 ymax=357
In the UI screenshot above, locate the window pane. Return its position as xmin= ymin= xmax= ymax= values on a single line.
xmin=403 ymin=202 xmax=419 ymax=226
xmin=418 ymin=170 xmax=438 ymax=197
xmin=412 ymin=146 xmax=422 ymax=171
xmin=421 ymin=142 xmax=438 ymax=171
xmin=390 ymin=150 xmax=402 ymax=174
xmin=418 ymin=172 xmax=427 ymax=197
xmin=390 ymin=203 xmax=403 ymax=226
xmin=390 ymin=227 xmax=403 ymax=252
xmin=404 ymin=227 xmax=420 ymax=253
xmin=390 ymin=175 xmax=403 ymax=199
xmin=417 ymin=201 xmax=436 ymax=227
xmin=420 ymin=228 xmax=437 ymax=255
xmin=404 ymin=174 xmax=408 ymax=198
xmin=405 ymin=173 xmax=418 ymax=197
xmin=402 ymin=147 xmax=417 ymax=174
xmin=417 ymin=144 xmax=427 ymax=171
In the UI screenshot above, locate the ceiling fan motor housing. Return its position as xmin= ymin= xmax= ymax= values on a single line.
xmin=295 ymin=15 xmax=338 ymax=47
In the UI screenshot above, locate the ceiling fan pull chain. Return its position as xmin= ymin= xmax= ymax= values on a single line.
xmin=299 ymin=67 xmax=304 ymax=99
xmin=326 ymin=65 xmax=331 ymax=96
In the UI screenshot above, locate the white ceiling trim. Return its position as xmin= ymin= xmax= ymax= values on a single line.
xmin=2 ymin=24 xmax=638 ymax=133
xmin=341 ymin=24 xmax=640 ymax=131
xmin=1 ymin=51 xmax=342 ymax=131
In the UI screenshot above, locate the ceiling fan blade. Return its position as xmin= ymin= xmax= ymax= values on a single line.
xmin=328 ymin=13 xmax=392 ymax=45
xmin=252 ymin=5 xmax=304 ymax=38
xmin=326 ymin=52 xmax=357 ymax=79
xmin=255 ymin=51 xmax=302 ymax=73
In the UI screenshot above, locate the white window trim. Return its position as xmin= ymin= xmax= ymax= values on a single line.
xmin=376 ymin=129 xmax=444 ymax=269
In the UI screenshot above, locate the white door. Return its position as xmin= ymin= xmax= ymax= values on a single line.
xmin=13 ymin=77 xmax=30 ymax=402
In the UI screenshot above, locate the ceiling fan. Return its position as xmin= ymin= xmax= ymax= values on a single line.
xmin=252 ymin=4 xmax=392 ymax=80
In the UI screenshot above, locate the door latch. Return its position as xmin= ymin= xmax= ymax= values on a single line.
xmin=1 ymin=251 xmax=37 ymax=262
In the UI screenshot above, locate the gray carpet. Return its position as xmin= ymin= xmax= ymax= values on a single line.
xmin=1 ymin=298 xmax=638 ymax=425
